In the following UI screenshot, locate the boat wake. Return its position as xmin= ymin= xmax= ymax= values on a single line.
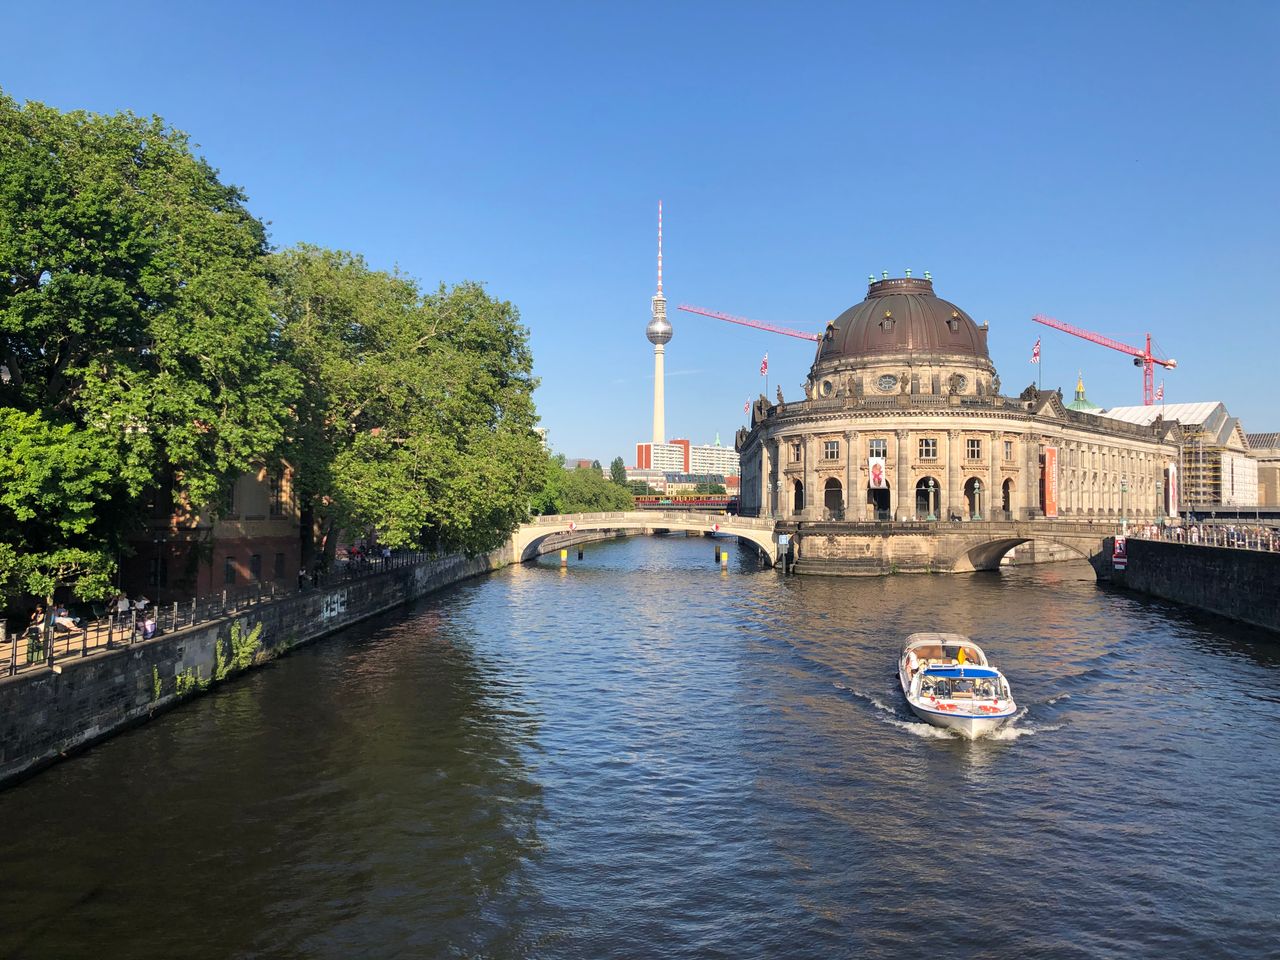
xmin=836 ymin=683 xmax=1064 ymax=741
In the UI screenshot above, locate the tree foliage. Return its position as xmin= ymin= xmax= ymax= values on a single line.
xmin=271 ymin=245 xmax=544 ymax=557
xmin=609 ymin=456 xmax=627 ymax=485
xmin=530 ymin=453 xmax=634 ymax=514
xmin=0 ymin=90 xmax=295 ymax=602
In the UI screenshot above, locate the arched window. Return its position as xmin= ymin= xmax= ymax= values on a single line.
xmin=793 ymin=479 xmax=805 ymax=514
xmin=823 ymin=478 xmax=843 ymax=519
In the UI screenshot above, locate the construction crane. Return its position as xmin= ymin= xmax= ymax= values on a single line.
xmin=677 ymin=304 xmax=821 ymax=342
xmin=1032 ymin=314 xmax=1176 ymax=406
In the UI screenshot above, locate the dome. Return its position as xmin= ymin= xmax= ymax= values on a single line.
xmin=816 ymin=276 xmax=989 ymax=365
xmin=646 ymin=315 xmax=672 ymax=345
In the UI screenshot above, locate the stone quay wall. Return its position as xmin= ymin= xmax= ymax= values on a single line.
xmin=0 ymin=528 xmax=630 ymax=789
xmin=1109 ymin=538 xmax=1280 ymax=634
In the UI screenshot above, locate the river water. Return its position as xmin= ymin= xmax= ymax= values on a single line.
xmin=2 ymin=535 xmax=1278 ymax=959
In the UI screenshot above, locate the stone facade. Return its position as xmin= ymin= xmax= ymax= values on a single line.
xmin=736 ymin=276 xmax=1183 ymax=569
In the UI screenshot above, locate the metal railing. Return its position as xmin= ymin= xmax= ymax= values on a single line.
xmin=2 ymin=551 xmax=432 ymax=679
xmin=1128 ymin=524 xmax=1279 ymax=552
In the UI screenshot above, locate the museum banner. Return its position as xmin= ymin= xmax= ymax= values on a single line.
xmin=1166 ymin=463 xmax=1178 ymax=518
xmin=868 ymin=456 xmax=888 ymax=489
xmin=1043 ymin=446 xmax=1059 ymax=518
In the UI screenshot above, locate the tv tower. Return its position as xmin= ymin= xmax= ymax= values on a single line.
xmin=645 ymin=200 xmax=672 ymax=444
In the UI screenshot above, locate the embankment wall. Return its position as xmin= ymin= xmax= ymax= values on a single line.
xmin=0 ymin=528 xmax=631 ymax=788
xmin=1109 ymin=538 xmax=1280 ymax=634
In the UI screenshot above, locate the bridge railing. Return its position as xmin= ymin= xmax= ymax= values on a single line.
xmin=1128 ymin=524 xmax=1279 ymax=552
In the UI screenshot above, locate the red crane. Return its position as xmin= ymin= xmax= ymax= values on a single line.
xmin=678 ymin=304 xmax=821 ymax=342
xmin=1032 ymin=315 xmax=1176 ymax=406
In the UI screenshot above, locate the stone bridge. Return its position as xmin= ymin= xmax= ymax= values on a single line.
xmin=513 ymin=513 xmax=1117 ymax=578
xmin=784 ymin=519 xmax=1117 ymax=577
xmin=513 ymin=512 xmax=781 ymax=565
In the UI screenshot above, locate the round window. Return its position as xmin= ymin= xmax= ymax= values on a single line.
xmin=953 ymin=374 xmax=968 ymax=392
xmin=819 ymin=379 xmax=833 ymax=398
xmin=877 ymin=374 xmax=898 ymax=392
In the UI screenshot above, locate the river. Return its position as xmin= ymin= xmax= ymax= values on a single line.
xmin=2 ymin=534 xmax=1278 ymax=959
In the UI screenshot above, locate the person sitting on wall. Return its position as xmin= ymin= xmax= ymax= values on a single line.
xmin=52 ymin=605 xmax=79 ymax=633
xmin=141 ymin=616 xmax=158 ymax=640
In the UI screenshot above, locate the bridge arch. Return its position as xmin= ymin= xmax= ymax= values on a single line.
xmin=948 ymin=535 xmax=1095 ymax=574
xmin=512 ymin=512 xmax=779 ymax=567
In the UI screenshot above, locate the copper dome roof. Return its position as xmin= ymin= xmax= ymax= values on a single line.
xmin=817 ymin=277 xmax=989 ymax=363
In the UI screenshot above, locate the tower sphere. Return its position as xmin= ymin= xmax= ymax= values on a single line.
xmin=647 ymin=315 xmax=673 ymax=345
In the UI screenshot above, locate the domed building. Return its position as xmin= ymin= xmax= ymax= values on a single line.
xmin=735 ymin=275 xmax=1183 ymax=571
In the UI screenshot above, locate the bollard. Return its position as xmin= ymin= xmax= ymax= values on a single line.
xmin=715 ymin=545 xmax=721 ymax=562
xmin=190 ymin=597 xmax=197 ymax=626
xmin=577 ymin=547 xmax=584 ymax=560
xmin=721 ymin=549 xmax=728 ymax=569
xmin=560 ymin=549 xmax=568 ymax=567
xmin=8 ymin=635 xmax=16 ymax=676
xmin=106 ymin=623 xmax=114 ymax=650
xmin=81 ymin=626 xmax=88 ymax=658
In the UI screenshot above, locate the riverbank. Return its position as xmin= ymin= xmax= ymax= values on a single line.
xmin=1108 ymin=537 xmax=1280 ymax=635
xmin=0 ymin=529 xmax=629 ymax=789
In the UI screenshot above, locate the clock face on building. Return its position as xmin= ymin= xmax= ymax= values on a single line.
xmin=877 ymin=374 xmax=898 ymax=392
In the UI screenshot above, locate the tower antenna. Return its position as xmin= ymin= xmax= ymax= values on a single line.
xmin=657 ymin=199 xmax=663 ymax=295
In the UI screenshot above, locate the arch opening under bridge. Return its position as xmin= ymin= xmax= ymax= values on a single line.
xmin=513 ymin=512 xmax=780 ymax=567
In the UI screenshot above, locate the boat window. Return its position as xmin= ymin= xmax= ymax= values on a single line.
xmin=974 ymin=678 xmax=996 ymax=699
xmin=928 ymin=679 xmax=950 ymax=698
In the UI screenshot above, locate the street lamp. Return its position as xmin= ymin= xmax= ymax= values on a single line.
xmin=1156 ymin=480 xmax=1164 ymax=530
xmin=1121 ymin=478 xmax=1129 ymax=535
xmin=973 ymin=479 xmax=983 ymax=521
xmin=926 ymin=477 xmax=937 ymax=521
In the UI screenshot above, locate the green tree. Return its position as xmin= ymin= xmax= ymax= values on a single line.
xmin=609 ymin=456 xmax=627 ymax=485
xmin=0 ymin=91 xmax=295 ymax=603
xmin=694 ymin=482 xmax=727 ymax=494
xmin=626 ymin=480 xmax=652 ymax=496
xmin=271 ymin=245 xmax=543 ymax=559
xmin=528 ymin=452 xmax=634 ymax=514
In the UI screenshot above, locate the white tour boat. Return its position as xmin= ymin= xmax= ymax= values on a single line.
xmin=898 ymin=633 xmax=1017 ymax=739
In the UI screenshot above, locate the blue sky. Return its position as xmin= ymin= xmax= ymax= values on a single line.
xmin=6 ymin=1 xmax=1278 ymax=461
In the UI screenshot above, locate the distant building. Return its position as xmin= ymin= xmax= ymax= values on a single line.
xmin=126 ymin=464 xmax=302 ymax=602
xmin=636 ymin=436 xmax=739 ymax=481
xmin=534 ymin=427 xmax=549 ymax=450
xmin=635 ymin=440 xmax=689 ymax=473
xmin=1065 ymin=374 xmax=1101 ymax=413
xmin=1101 ymin=402 xmax=1257 ymax=507
xmin=569 ymin=458 xmax=598 ymax=471
xmin=1247 ymin=433 xmax=1280 ymax=506
xmin=690 ymin=435 xmax=741 ymax=477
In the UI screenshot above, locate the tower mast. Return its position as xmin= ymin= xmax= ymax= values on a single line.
xmin=646 ymin=200 xmax=673 ymax=444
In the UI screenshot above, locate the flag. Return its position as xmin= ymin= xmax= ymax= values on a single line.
xmin=1030 ymin=338 xmax=1041 ymax=364
xmin=760 ymin=353 xmax=769 ymax=376
xmin=744 ymin=400 xmax=750 ymax=414
xmin=1155 ymin=381 xmax=1164 ymax=401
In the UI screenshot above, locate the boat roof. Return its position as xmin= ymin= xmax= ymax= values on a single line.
xmin=903 ymin=633 xmax=985 ymax=653
xmin=923 ymin=666 xmax=1001 ymax=679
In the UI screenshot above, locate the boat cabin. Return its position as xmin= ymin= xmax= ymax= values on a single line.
xmin=919 ymin=667 xmax=1009 ymax=701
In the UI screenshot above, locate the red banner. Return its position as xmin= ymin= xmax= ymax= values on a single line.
xmin=1043 ymin=446 xmax=1059 ymax=518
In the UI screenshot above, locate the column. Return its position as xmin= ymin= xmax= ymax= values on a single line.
xmin=988 ymin=437 xmax=1000 ymax=520
xmin=947 ymin=429 xmax=962 ymax=520
xmin=895 ymin=430 xmax=910 ymax=522
xmin=1020 ymin=433 xmax=1037 ymax=518
xmin=846 ymin=429 xmax=861 ymax=520
xmin=804 ymin=435 xmax=819 ymax=520
xmin=760 ymin=440 xmax=771 ymax=518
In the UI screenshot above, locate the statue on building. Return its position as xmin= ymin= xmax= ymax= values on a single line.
xmin=776 ymin=385 xmax=785 ymax=406
xmin=991 ymin=374 xmax=1001 ymax=395
xmin=948 ymin=372 xmax=964 ymax=396
xmin=899 ymin=371 xmax=910 ymax=394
